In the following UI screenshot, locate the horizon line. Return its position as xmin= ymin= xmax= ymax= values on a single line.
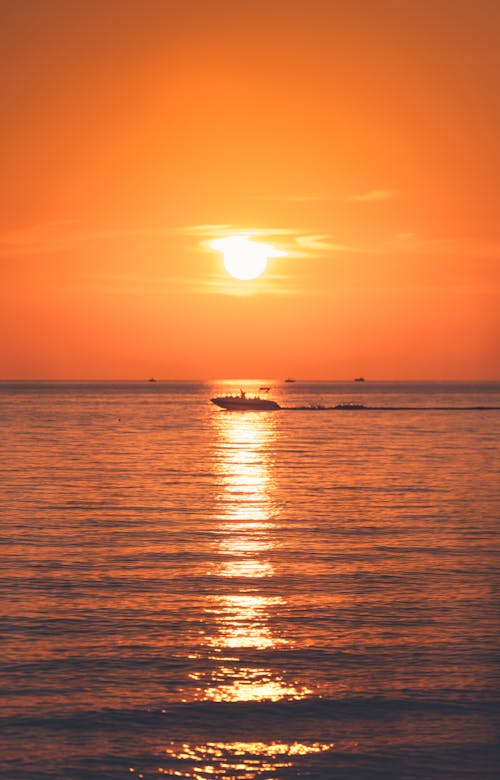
xmin=0 ymin=378 xmax=498 ymax=384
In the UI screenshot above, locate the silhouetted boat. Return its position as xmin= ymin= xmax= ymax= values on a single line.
xmin=148 ymin=377 xmax=157 ymax=382
xmin=354 ymin=377 xmax=365 ymax=382
xmin=211 ymin=390 xmax=281 ymax=411
xmin=284 ymin=378 xmax=296 ymax=383
xmin=335 ymin=403 xmax=366 ymax=409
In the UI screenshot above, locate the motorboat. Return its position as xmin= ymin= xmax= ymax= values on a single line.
xmin=211 ymin=389 xmax=281 ymax=411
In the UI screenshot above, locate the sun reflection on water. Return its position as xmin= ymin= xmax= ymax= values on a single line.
xmin=190 ymin=411 xmax=313 ymax=709
xmin=153 ymin=740 xmax=333 ymax=778
xmin=209 ymin=413 xmax=277 ymax=585
xmin=203 ymin=667 xmax=311 ymax=702
xmin=205 ymin=595 xmax=286 ymax=650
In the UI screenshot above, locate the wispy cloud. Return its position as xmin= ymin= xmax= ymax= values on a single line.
xmin=193 ymin=274 xmax=298 ymax=297
xmin=348 ymin=189 xmax=398 ymax=202
xmin=189 ymin=225 xmax=300 ymax=239
xmin=5 ymin=220 xmax=496 ymax=269
xmin=181 ymin=224 xmax=235 ymax=236
xmin=80 ymin=267 xmax=302 ymax=298
xmin=194 ymin=224 xmax=355 ymax=259
xmin=294 ymin=235 xmax=354 ymax=253
xmin=250 ymin=190 xmax=401 ymax=204
xmin=0 ymin=220 xmax=352 ymax=262
xmin=248 ymin=189 xmax=402 ymax=204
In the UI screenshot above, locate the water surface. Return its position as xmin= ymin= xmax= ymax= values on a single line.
xmin=1 ymin=381 xmax=499 ymax=778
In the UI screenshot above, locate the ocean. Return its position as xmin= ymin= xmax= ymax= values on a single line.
xmin=1 ymin=381 xmax=499 ymax=779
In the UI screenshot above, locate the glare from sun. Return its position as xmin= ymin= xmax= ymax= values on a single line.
xmin=209 ymin=235 xmax=285 ymax=280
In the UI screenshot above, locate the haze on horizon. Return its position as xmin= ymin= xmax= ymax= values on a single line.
xmin=1 ymin=0 xmax=498 ymax=380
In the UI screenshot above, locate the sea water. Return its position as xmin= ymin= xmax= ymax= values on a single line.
xmin=1 ymin=381 xmax=499 ymax=779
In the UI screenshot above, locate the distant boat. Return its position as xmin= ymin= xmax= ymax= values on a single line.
xmin=354 ymin=377 xmax=365 ymax=382
xmin=284 ymin=378 xmax=296 ymax=383
xmin=335 ymin=403 xmax=366 ymax=410
xmin=148 ymin=377 xmax=157 ymax=382
xmin=211 ymin=389 xmax=281 ymax=411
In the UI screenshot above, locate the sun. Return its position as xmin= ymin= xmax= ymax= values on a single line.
xmin=209 ymin=235 xmax=284 ymax=280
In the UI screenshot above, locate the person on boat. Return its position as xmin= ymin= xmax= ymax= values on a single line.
xmin=240 ymin=389 xmax=246 ymax=398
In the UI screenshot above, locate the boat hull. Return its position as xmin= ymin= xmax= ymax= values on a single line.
xmin=211 ymin=397 xmax=281 ymax=411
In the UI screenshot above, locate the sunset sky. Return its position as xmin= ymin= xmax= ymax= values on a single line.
xmin=1 ymin=0 xmax=498 ymax=379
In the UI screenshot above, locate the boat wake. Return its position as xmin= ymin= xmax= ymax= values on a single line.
xmin=283 ymin=405 xmax=500 ymax=411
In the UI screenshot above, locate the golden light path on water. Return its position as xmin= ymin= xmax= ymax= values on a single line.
xmin=151 ymin=411 xmax=333 ymax=778
xmin=200 ymin=411 xmax=310 ymax=703
xmin=152 ymin=740 xmax=333 ymax=778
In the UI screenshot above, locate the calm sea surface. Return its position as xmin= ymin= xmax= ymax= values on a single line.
xmin=1 ymin=381 xmax=499 ymax=779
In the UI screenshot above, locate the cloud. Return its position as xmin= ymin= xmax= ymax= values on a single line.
xmin=294 ymin=235 xmax=354 ymax=253
xmin=348 ymin=189 xmax=398 ymax=202
xmin=189 ymin=225 xmax=300 ymax=240
xmin=81 ymin=267 xmax=302 ymax=298
xmin=194 ymin=225 xmax=354 ymax=260
xmin=194 ymin=275 xmax=298 ymax=297
xmin=250 ymin=190 xmax=400 ymax=204
xmin=0 ymin=220 xmax=351 ymax=262
xmin=181 ymin=224 xmax=234 ymax=235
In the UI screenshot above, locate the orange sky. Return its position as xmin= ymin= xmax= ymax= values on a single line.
xmin=1 ymin=0 xmax=498 ymax=379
